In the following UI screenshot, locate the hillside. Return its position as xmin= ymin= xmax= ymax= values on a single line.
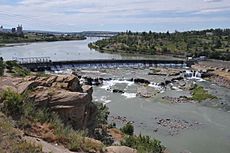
xmin=89 ymin=29 xmax=230 ymax=60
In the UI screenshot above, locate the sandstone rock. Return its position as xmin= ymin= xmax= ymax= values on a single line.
xmin=82 ymin=85 xmax=93 ymax=95
xmin=106 ymin=146 xmax=137 ymax=153
xmin=17 ymin=81 xmax=40 ymax=94
xmin=137 ymin=86 xmax=157 ymax=98
xmin=0 ymin=74 xmax=97 ymax=131
xmin=31 ymin=88 xmax=96 ymax=130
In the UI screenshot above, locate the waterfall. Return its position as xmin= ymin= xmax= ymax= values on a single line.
xmin=184 ymin=70 xmax=202 ymax=79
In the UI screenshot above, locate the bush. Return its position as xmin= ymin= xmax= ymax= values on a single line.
xmin=95 ymin=102 xmax=110 ymax=125
xmin=121 ymin=134 xmax=164 ymax=153
xmin=0 ymin=88 xmax=24 ymax=118
xmin=13 ymin=66 xmax=30 ymax=77
xmin=120 ymin=122 xmax=134 ymax=136
xmin=5 ymin=60 xmax=18 ymax=71
xmin=5 ymin=60 xmax=30 ymax=77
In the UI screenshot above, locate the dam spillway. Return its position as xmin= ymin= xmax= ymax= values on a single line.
xmin=17 ymin=58 xmax=189 ymax=71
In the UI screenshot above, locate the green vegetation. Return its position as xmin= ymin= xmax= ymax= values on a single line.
xmin=89 ymin=29 xmax=230 ymax=60
xmin=95 ymin=102 xmax=110 ymax=125
xmin=0 ymin=57 xmax=4 ymax=76
xmin=0 ymin=32 xmax=86 ymax=46
xmin=0 ymin=112 xmax=43 ymax=153
xmin=120 ymin=122 xmax=134 ymax=136
xmin=13 ymin=141 xmax=43 ymax=153
xmin=0 ymin=88 xmax=164 ymax=153
xmin=5 ymin=60 xmax=30 ymax=77
xmin=0 ymin=88 xmax=24 ymax=118
xmin=119 ymin=123 xmax=164 ymax=153
xmin=0 ymin=89 xmax=104 ymax=152
xmin=121 ymin=134 xmax=164 ymax=153
xmin=191 ymin=85 xmax=217 ymax=102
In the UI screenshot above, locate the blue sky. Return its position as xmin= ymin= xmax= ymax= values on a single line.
xmin=0 ymin=0 xmax=229 ymax=32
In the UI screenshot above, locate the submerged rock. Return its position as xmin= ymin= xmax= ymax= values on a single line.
xmin=134 ymin=78 xmax=150 ymax=84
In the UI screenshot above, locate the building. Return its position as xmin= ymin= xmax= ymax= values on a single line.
xmin=12 ymin=28 xmax=16 ymax=33
xmin=16 ymin=25 xmax=23 ymax=35
xmin=0 ymin=25 xmax=3 ymax=32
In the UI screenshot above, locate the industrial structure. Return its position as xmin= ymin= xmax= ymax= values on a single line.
xmin=0 ymin=24 xmax=23 ymax=35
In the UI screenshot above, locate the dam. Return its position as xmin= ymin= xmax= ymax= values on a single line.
xmin=15 ymin=57 xmax=190 ymax=71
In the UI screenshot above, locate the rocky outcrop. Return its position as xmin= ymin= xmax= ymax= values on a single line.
xmin=106 ymin=146 xmax=137 ymax=153
xmin=0 ymin=74 xmax=97 ymax=130
xmin=148 ymin=68 xmax=181 ymax=76
xmin=209 ymin=74 xmax=230 ymax=89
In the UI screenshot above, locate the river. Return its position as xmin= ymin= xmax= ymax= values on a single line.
xmin=0 ymin=37 xmax=180 ymax=61
xmin=0 ymin=38 xmax=230 ymax=153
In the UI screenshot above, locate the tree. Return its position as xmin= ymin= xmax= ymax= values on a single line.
xmin=120 ymin=122 xmax=134 ymax=136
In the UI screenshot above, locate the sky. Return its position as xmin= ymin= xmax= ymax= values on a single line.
xmin=0 ymin=0 xmax=230 ymax=32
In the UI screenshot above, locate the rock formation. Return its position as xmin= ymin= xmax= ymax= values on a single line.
xmin=0 ymin=74 xmax=97 ymax=130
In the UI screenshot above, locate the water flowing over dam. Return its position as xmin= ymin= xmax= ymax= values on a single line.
xmin=16 ymin=57 xmax=188 ymax=71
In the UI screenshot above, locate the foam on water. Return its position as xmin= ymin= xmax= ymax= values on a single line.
xmin=171 ymin=86 xmax=183 ymax=91
xmin=148 ymin=82 xmax=164 ymax=90
xmin=101 ymin=79 xmax=134 ymax=90
xmin=122 ymin=92 xmax=137 ymax=99
xmin=99 ymin=96 xmax=111 ymax=105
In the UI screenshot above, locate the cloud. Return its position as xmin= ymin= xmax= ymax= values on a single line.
xmin=0 ymin=0 xmax=229 ymax=31
xmin=204 ymin=0 xmax=222 ymax=2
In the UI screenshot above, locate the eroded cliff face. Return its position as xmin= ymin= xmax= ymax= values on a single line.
xmin=0 ymin=74 xmax=97 ymax=130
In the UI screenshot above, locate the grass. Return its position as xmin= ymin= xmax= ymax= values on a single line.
xmin=0 ymin=112 xmax=43 ymax=153
xmin=191 ymin=85 xmax=217 ymax=102
xmin=4 ymin=60 xmax=30 ymax=77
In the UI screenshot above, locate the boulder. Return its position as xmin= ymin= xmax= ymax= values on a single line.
xmin=112 ymin=89 xmax=124 ymax=94
xmin=134 ymin=78 xmax=150 ymax=84
xmin=106 ymin=146 xmax=137 ymax=153
xmin=137 ymin=86 xmax=157 ymax=98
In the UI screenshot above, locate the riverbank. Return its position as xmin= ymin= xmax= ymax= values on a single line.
xmin=0 ymin=33 xmax=86 ymax=48
xmin=88 ymin=29 xmax=230 ymax=61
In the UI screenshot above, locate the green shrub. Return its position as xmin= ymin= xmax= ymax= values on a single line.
xmin=95 ymin=102 xmax=110 ymax=125
xmin=0 ymin=88 xmax=24 ymax=117
xmin=5 ymin=60 xmax=30 ymax=77
xmin=120 ymin=122 xmax=134 ymax=136
xmin=67 ymin=131 xmax=84 ymax=151
xmin=13 ymin=65 xmax=30 ymax=77
xmin=5 ymin=60 xmax=18 ymax=71
xmin=121 ymin=134 xmax=164 ymax=153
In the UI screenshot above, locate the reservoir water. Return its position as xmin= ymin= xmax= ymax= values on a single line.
xmin=0 ymin=38 xmax=230 ymax=153
xmin=0 ymin=37 xmax=180 ymax=61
